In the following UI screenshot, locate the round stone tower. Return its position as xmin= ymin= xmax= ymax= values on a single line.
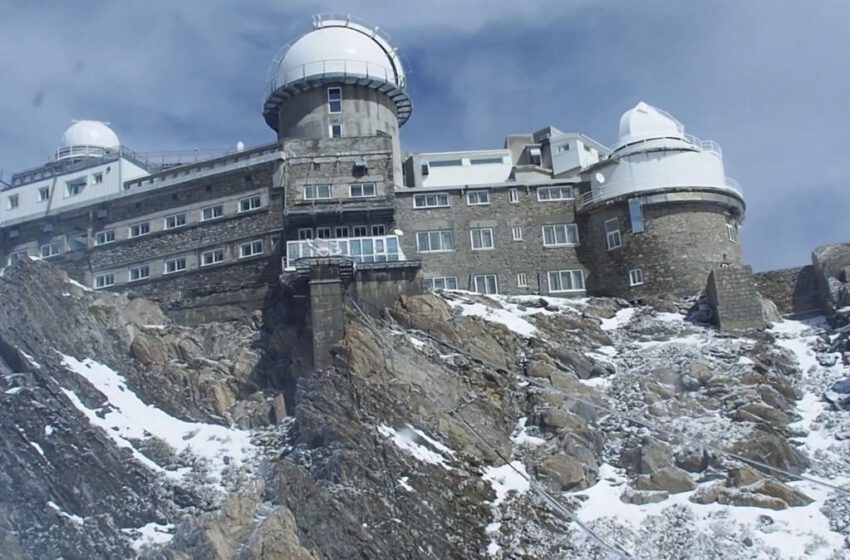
xmin=262 ymin=15 xmax=412 ymax=183
xmin=578 ymin=102 xmax=746 ymax=298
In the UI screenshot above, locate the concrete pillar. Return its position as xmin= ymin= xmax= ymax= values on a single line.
xmin=308 ymin=261 xmax=346 ymax=371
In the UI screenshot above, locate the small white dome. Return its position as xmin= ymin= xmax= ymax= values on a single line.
xmin=617 ymin=102 xmax=684 ymax=147
xmin=61 ymin=120 xmax=120 ymax=150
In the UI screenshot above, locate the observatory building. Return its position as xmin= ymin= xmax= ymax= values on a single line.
xmin=0 ymin=15 xmax=758 ymax=330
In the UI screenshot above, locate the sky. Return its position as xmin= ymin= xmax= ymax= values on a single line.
xmin=0 ymin=0 xmax=847 ymax=271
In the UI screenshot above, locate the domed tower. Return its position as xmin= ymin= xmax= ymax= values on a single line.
xmin=578 ymin=102 xmax=746 ymax=298
xmin=262 ymin=15 xmax=411 ymax=183
xmin=55 ymin=120 xmax=120 ymax=161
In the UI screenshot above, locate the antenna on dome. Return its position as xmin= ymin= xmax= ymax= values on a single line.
xmin=236 ymin=141 xmax=245 ymax=152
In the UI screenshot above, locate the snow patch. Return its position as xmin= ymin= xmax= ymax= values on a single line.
xmin=65 ymin=277 xmax=92 ymax=292
xmin=377 ymin=424 xmax=454 ymax=469
xmin=44 ymin=425 xmax=54 ymax=436
xmin=19 ymin=349 xmax=41 ymax=369
xmin=47 ymin=501 xmax=84 ymax=525
xmin=398 ymin=477 xmax=413 ymax=492
xmin=510 ymin=417 xmax=546 ymax=447
xmin=600 ymin=307 xmax=635 ymax=331
xmin=30 ymin=441 xmax=46 ymax=458
xmin=4 ymin=387 xmax=23 ymax=395
xmin=482 ymin=462 xmax=530 ymax=506
xmin=447 ymin=299 xmax=538 ymax=337
xmin=124 ymin=522 xmax=175 ymax=552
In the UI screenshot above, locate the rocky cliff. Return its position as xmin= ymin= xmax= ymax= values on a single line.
xmin=1 ymin=258 xmax=848 ymax=559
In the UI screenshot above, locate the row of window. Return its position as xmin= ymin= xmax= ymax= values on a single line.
xmin=93 ymin=240 xmax=264 ymax=288
xmin=412 ymin=186 xmax=574 ymax=209
xmin=296 ymin=224 xmax=386 ymax=240
xmin=94 ymin=195 xmax=263 ymax=245
xmin=4 ymin=172 xmax=108 ymax=210
xmin=416 ymin=224 xmax=579 ymax=252
xmin=425 ymin=269 xmax=587 ymax=295
xmin=303 ymin=183 xmax=377 ymax=201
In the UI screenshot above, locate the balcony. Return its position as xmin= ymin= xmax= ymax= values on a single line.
xmin=284 ymin=235 xmax=406 ymax=270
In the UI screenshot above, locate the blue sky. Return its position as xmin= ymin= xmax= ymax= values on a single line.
xmin=0 ymin=0 xmax=847 ymax=271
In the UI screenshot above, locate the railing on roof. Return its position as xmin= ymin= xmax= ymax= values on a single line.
xmin=285 ymin=235 xmax=405 ymax=270
xmin=265 ymin=59 xmax=405 ymax=100
xmin=577 ymin=176 xmax=743 ymax=210
xmin=612 ymin=134 xmax=722 ymax=158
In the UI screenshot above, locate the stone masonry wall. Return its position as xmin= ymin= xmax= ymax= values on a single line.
xmin=753 ymin=266 xmax=820 ymax=315
xmin=706 ymin=264 xmax=766 ymax=331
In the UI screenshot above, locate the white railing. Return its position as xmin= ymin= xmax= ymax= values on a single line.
xmin=725 ymin=177 xmax=742 ymax=193
xmin=54 ymin=145 xmax=114 ymax=161
xmin=266 ymin=59 xmax=405 ymax=99
xmin=285 ymin=235 xmax=405 ymax=270
xmin=684 ymin=134 xmax=722 ymax=157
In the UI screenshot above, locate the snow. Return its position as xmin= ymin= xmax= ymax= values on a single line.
xmin=600 ymin=307 xmax=635 ymax=331
xmin=65 ymin=277 xmax=93 ymax=292
xmin=398 ymin=477 xmax=413 ymax=492
xmin=47 ymin=501 xmax=84 ymax=525
xmin=485 ymin=522 xmax=502 ymax=556
xmin=19 ymin=349 xmax=41 ymax=369
xmin=482 ymin=462 xmax=530 ymax=506
xmin=510 ymin=417 xmax=546 ymax=447
xmin=4 ymin=387 xmax=23 ymax=395
xmin=29 ymin=441 xmax=46 ymax=458
xmin=377 ymin=424 xmax=454 ymax=469
xmin=408 ymin=336 xmax=426 ymax=349
xmin=446 ymin=299 xmax=538 ymax=337
xmin=44 ymin=425 xmax=54 ymax=436
xmin=124 ymin=522 xmax=175 ymax=552
xmin=59 ymin=354 xmax=255 ymax=484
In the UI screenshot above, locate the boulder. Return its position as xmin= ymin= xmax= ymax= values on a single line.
xmin=727 ymin=465 xmax=764 ymax=488
xmin=536 ymin=455 xmax=595 ymax=491
xmin=620 ymin=438 xmax=673 ymax=475
xmin=812 ymin=243 xmax=850 ymax=312
xmin=731 ymin=431 xmax=809 ymax=471
xmin=675 ymin=447 xmax=710 ymax=473
xmin=734 ymin=403 xmax=791 ymax=426
xmin=130 ymin=333 xmax=169 ymax=365
xmin=620 ymin=488 xmax=669 ymax=505
xmin=751 ymin=480 xmax=813 ymax=507
xmin=690 ymin=485 xmax=788 ymax=510
xmin=649 ymin=466 xmax=696 ymax=494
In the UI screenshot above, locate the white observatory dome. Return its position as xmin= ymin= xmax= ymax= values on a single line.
xmin=56 ymin=120 xmax=120 ymax=160
xmin=616 ymin=102 xmax=685 ymax=148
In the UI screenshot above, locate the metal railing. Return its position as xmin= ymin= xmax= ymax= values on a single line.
xmin=266 ymin=59 xmax=405 ymax=99
xmin=284 ymin=235 xmax=405 ymax=270
xmin=612 ymin=134 xmax=722 ymax=158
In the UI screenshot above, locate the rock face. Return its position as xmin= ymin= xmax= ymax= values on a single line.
xmin=812 ymin=243 xmax=850 ymax=314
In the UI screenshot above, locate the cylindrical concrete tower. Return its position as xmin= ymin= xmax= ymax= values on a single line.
xmin=578 ymin=102 xmax=746 ymax=298
xmin=262 ymin=15 xmax=412 ymax=184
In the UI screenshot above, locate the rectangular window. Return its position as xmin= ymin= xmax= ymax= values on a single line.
xmin=629 ymin=268 xmax=644 ymax=286
xmin=516 ymin=272 xmax=528 ymax=288
xmin=470 ymin=228 xmax=494 ymax=250
xmin=557 ymin=143 xmax=570 ymax=153
xmin=335 ymin=226 xmax=350 ymax=238
xmin=628 ymin=199 xmax=645 ymax=233
xmin=128 ymin=265 xmax=150 ymax=282
xmin=509 ymin=189 xmax=519 ymax=203
xmin=726 ymin=219 xmax=739 ymax=243
xmin=8 ymin=251 xmax=27 ymax=265
xmin=94 ymin=273 xmax=114 ymax=289
xmin=93 ymin=172 xmax=103 ymax=184
xmin=40 ymin=242 xmax=61 ymax=259
xmin=350 ymin=183 xmax=376 ymax=198
xmin=537 ymin=186 xmax=574 ymax=201
xmin=416 ymin=230 xmax=455 ymax=253
xmin=352 ymin=225 xmax=368 ymax=237
xmin=201 ymin=205 xmax=224 ymax=221
xmin=327 ymin=87 xmax=342 ymax=113
xmin=511 ymin=226 xmax=523 ymax=241
xmin=6 ymin=194 xmax=18 ymax=210
xmin=95 ymin=230 xmax=115 ymax=245
xmin=329 ymin=124 xmax=343 ymax=138
xmin=164 ymin=213 xmax=186 ymax=230
xmin=129 ymin=222 xmax=150 ymax=238
xmin=303 ymin=184 xmax=331 ymax=200
xmin=164 ymin=257 xmax=187 ymax=274
xmin=542 ymin=224 xmax=580 ymax=247
xmin=548 ymin=269 xmax=585 ymax=293
xmin=239 ymin=195 xmax=262 ymax=212
xmin=413 ymin=193 xmax=451 ymax=209
xmin=297 ymin=228 xmax=313 ymax=240
xmin=427 ymin=276 xmax=459 ymax=291
xmin=316 ymin=227 xmax=332 ymax=239
xmin=473 ymin=274 xmax=499 ymax=295
xmin=528 ymin=147 xmax=542 ymax=166
xmin=239 ymin=239 xmax=264 ymax=258
xmin=466 ymin=191 xmax=490 ymax=205
xmin=605 ymin=218 xmax=622 ymax=250
xmin=37 ymin=186 xmax=50 ymax=202
xmin=66 ymin=178 xmax=86 ymax=197
xmin=201 ymin=248 xmax=225 ymax=266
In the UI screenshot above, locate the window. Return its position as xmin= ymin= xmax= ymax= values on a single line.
xmin=239 ymin=239 xmax=264 ymax=258
xmin=201 ymin=248 xmax=225 ymax=266
xmin=327 ymin=87 xmax=342 ymax=113
xmin=352 ymin=225 xmax=368 ymax=237
xmin=466 ymin=191 xmax=490 ymax=205
xmin=129 ymin=222 xmax=150 ymax=238
xmin=470 ymin=228 xmax=494 ymax=250
xmin=605 ymin=218 xmax=622 ymax=250
xmin=429 ymin=159 xmax=463 ymax=168
xmin=509 ymin=189 xmax=519 ymax=203
xmin=512 ymin=226 xmax=523 ymax=241
xmin=416 ymin=230 xmax=454 ymax=253
xmin=129 ymin=265 xmax=150 ymax=282
xmin=470 ymin=157 xmax=505 ymax=165
xmin=427 ymin=276 xmax=459 ymax=291
xmin=7 ymin=251 xmax=27 ymax=265
xmin=473 ymin=274 xmax=499 ymax=295
xmin=548 ymin=269 xmax=585 ymax=293
xmin=298 ymin=228 xmax=314 ymax=240
xmin=37 ymin=186 xmax=50 ymax=202
xmin=6 ymin=194 xmax=18 ymax=210
xmin=413 ymin=193 xmax=450 ymax=209
xmin=528 ymin=147 xmax=542 ymax=166
xmin=542 ymin=224 xmax=580 ymax=247
xmin=516 ymin=273 xmax=528 ymax=288
xmin=628 ymin=199 xmax=645 ymax=233
xmin=164 ymin=213 xmax=186 ymax=230
xmin=164 ymin=257 xmax=187 ymax=274
xmin=304 ymin=184 xmax=331 ymax=200
xmin=371 ymin=224 xmax=386 ymax=236
xmin=93 ymin=172 xmax=103 ymax=184
xmin=239 ymin=195 xmax=262 ymax=212
xmin=201 ymin=205 xmax=224 ymax=221
xmin=350 ymin=183 xmax=376 ymax=198
xmin=537 ymin=186 xmax=574 ymax=201
xmin=95 ymin=230 xmax=115 ymax=245
xmin=335 ymin=226 xmax=350 ymax=238
xmin=557 ymin=143 xmax=571 ymax=153
xmin=629 ymin=268 xmax=644 ymax=287
xmin=316 ymin=227 xmax=332 ymax=239
xmin=94 ymin=273 xmax=114 ymax=289
xmin=40 ymin=242 xmax=61 ymax=259
xmin=726 ymin=219 xmax=739 ymax=243
xmin=329 ymin=124 xmax=343 ymax=138
xmin=66 ymin=178 xmax=86 ymax=197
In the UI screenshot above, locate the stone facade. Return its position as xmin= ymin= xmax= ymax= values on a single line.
xmin=753 ymin=266 xmax=820 ymax=316
xmin=706 ymin=264 xmax=766 ymax=331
